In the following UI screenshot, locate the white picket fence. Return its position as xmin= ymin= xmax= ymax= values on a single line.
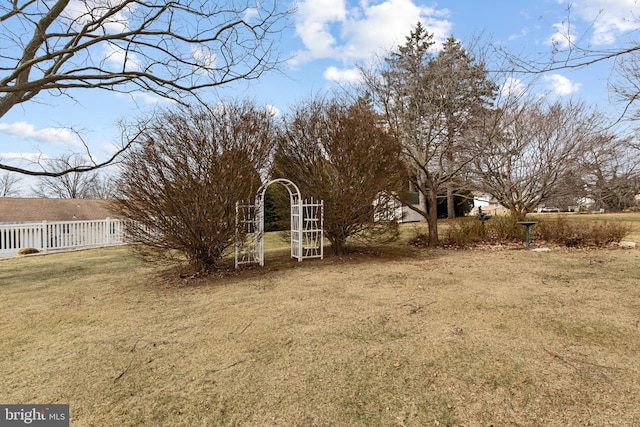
xmin=0 ymin=218 xmax=129 ymax=256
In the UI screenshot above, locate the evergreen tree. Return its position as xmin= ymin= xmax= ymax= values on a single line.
xmin=372 ymin=24 xmax=496 ymax=246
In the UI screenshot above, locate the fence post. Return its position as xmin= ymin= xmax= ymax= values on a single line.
xmin=42 ymin=220 xmax=48 ymax=252
xmin=105 ymin=217 xmax=111 ymax=245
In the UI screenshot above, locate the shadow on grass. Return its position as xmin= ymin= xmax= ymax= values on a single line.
xmin=150 ymin=242 xmax=448 ymax=288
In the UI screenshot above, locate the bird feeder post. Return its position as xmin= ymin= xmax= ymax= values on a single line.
xmin=517 ymin=221 xmax=537 ymax=249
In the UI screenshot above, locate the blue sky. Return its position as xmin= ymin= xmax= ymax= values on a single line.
xmin=1 ymin=0 xmax=639 ymax=186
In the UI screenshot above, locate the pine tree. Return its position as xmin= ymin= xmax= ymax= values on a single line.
xmin=374 ymin=25 xmax=496 ymax=246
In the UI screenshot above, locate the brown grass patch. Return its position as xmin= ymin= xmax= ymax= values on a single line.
xmin=1 ymin=245 xmax=640 ymax=426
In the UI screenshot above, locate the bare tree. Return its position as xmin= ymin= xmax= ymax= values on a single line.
xmin=113 ymin=100 xmax=276 ymax=272
xmin=32 ymin=154 xmax=100 ymax=198
xmin=0 ymin=172 xmax=22 ymax=197
xmin=87 ymin=173 xmax=119 ymax=199
xmin=0 ymin=0 xmax=290 ymax=176
xmin=580 ymin=133 xmax=640 ymax=211
xmin=472 ymin=98 xmax=602 ymax=219
xmin=273 ymin=95 xmax=406 ymax=255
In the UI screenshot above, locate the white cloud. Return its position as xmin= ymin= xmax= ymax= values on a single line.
xmin=544 ymin=74 xmax=581 ymax=95
xmin=547 ymin=21 xmax=576 ymax=49
xmin=100 ymin=143 xmax=121 ymax=156
xmin=508 ymin=28 xmax=531 ymax=41
xmin=341 ymin=0 xmax=451 ymax=60
xmin=0 ymin=152 xmax=50 ymax=164
xmin=290 ymin=0 xmax=346 ymax=65
xmin=573 ymin=0 xmax=640 ymax=45
xmin=116 ymin=91 xmax=173 ymax=105
xmin=191 ymin=46 xmax=218 ymax=74
xmin=0 ymin=122 xmax=83 ymax=147
xmin=500 ymin=77 xmax=528 ymax=99
xmin=290 ymin=0 xmax=452 ymax=66
xmin=323 ymin=66 xmax=363 ymax=84
xmin=243 ymin=7 xmax=260 ymax=22
xmin=103 ymin=43 xmax=141 ymax=72
xmin=265 ymin=105 xmax=281 ymax=118
xmin=64 ymin=0 xmax=132 ymax=33
xmin=552 ymin=0 xmax=640 ymax=46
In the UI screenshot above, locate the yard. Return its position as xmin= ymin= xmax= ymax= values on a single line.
xmin=1 ymin=217 xmax=640 ymax=426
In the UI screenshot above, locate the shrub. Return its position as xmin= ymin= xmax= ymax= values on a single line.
xmin=585 ymin=222 xmax=631 ymax=246
xmin=273 ymin=95 xmax=406 ymax=255
xmin=533 ymin=216 xmax=631 ymax=247
xmin=408 ymin=231 xmax=430 ymax=248
xmin=439 ymin=215 xmax=631 ymax=248
xmin=534 ymin=216 xmax=576 ymax=245
xmin=484 ymin=215 xmax=525 ymax=243
xmin=442 ymin=217 xmax=485 ymax=247
xmin=18 ymin=247 xmax=39 ymax=255
xmin=114 ymin=101 xmax=276 ymax=273
xmin=442 ymin=215 xmax=525 ymax=247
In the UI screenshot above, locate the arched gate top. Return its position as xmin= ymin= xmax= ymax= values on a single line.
xmin=255 ymin=178 xmax=301 ymax=204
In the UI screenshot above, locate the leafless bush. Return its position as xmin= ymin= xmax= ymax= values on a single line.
xmin=113 ymin=101 xmax=276 ymax=272
xmin=273 ymin=95 xmax=406 ymax=255
xmin=535 ymin=217 xmax=631 ymax=247
xmin=441 ymin=215 xmax=631 ymax=248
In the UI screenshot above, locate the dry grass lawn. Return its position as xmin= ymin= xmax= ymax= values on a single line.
xmin=1 ymin=238 xmax=640 ymax=426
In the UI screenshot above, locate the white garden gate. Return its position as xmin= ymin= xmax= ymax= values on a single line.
xmin=235 ymin=179 xmax=323 ymax=268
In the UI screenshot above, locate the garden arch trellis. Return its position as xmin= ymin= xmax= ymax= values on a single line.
xmin=235 ymin=178 xmax=323 ymax=268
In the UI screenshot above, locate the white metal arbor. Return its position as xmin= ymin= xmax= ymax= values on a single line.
xmin=235 ymin=178 xmax=323 ymax=268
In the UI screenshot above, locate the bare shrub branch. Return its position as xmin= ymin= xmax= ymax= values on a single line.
xmin=113 ymin=100 xmax=277 ymax=272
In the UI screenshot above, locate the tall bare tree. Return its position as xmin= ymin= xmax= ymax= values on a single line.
xmin=0 ymin=0 xmax=289 ymax=176
xmin=113 ymin=100 xmax=276 ymax=272
xmin=611 ymin=49 xmax=640 ymax=121
xmin=580 ymin=133 xmax=640 ymax=211
xmin=32 ymin=154 xmax=100 ymax=198
xmin=273 ymin=95 xmax=406 ymax=255
xmin=472 ymin=98 xmax=602 ymax=219
xmin=0 ymin=172 xmax=22 ymax=197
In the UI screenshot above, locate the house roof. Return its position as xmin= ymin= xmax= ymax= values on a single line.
xmin=0 ymin=198 xmax=121 ymax=223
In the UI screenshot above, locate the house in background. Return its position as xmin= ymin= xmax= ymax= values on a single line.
xmin=0 ymin=198 xmax=125 ymax=256
xmin=399 ymin=192 xmax=424 ymax=223
xmin=373 ymin=192 xmax=424 ymax=223
xmin=378 ymin=192 xmax=511 ymax=222
xmin=0 ymin=198 xmax=119 ymax=224
xmin=472 ymin=193 xmax=509 ymax=216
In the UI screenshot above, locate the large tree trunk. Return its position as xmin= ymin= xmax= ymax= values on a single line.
xmin=427 ymin=186 xmax=439 ymax=247
xmin=417 ymin=170 xmax=428 ymax=223
xmin=418 ymin=190 xmax=428 ymax=223
xmin=447 ymin=182 xmax=455 ymax=219
xmin=446 ymin=141 xmax=455 ymax=219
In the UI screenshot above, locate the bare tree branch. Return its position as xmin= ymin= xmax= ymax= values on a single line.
xmin=0 ymin=0 xmax=291 ymax=176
